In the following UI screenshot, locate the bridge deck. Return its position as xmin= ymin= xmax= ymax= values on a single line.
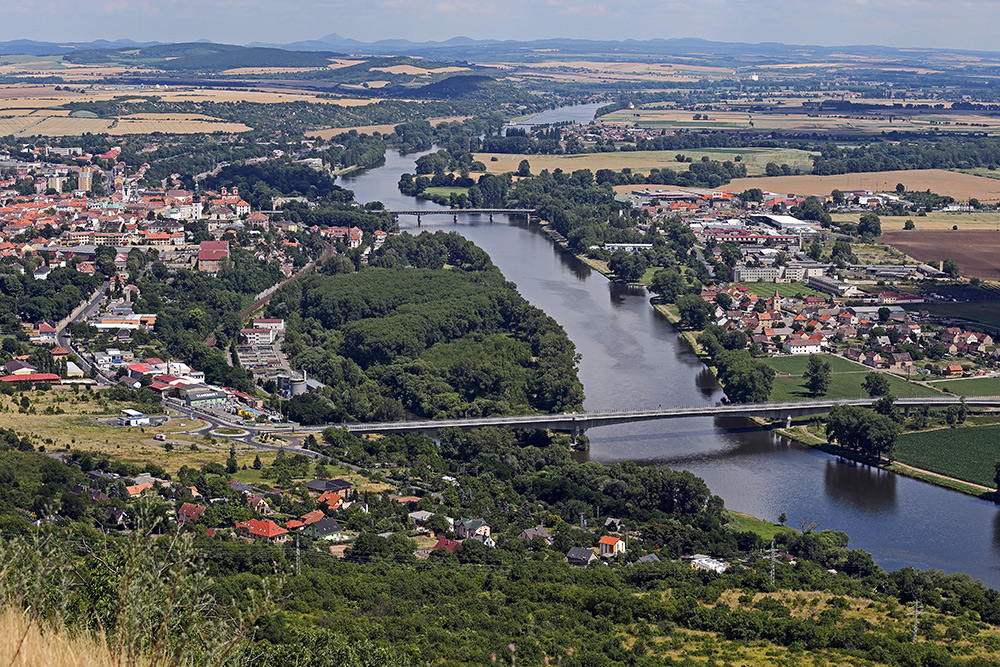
xmin=288 ymin=396 xmax=1000 ymax=435
xmin=387 ymin=209 xmax=535 ymax=215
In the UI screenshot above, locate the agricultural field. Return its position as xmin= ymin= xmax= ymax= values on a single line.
xmin=761 ymin=355 xmax=942 ymax=401
xmin=486 ymin=60 xmax=730 ymax=84
xmin=602 ymin=103 xmax=1000 ymax=135
xmin=734 ymin=282 xmax=824 ymax=298
xmin=370 ymin=64 xmax=469 ymax=75
xmin=880 ymin=230 xmax=1000 ymax=280
xmin=476 ymin=147 xmax=816 ymax=176
xmin=933 ymin=376 xmax=1000 ymax=396
xmin=894 ymin=425 xmax=1000 ymax=487
xmin=0 ymin=111 xmax=251 ymax=136
xmin=834 ymin=211 xmax=1000 ymax=231
xmin=0 ymin=83 xmax=376 ymax=111
xmin=724 ymin=169 xmax=1000 ymax=202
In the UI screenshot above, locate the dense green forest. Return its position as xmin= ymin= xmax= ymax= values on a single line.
xmin=265 ymin=232 xmax=584 ymax=424
xmin=0 ymin=265 xmax=100 ymax=330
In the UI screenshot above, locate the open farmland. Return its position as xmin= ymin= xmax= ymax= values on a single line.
xmin=894 ymin=425 xmax=1000 ymax=487
xmin=477 ymin=147 xmax=815 ymax=176
xmin=0 ymin=110 xmax=251 ymax=136
xmin=834 ymin=211 xmax=1000 ymax=231
xmin=0 ymin=83 xmax=377 ymax=110
xmin=880 ymin=230 xmax=1000 ymax=280
xmin=933 ymin=376 xmax=1000 ymax=396
xmin=724 ymin=169 xmax=1000 ymax=202
xmin=603 ymin=104 xmax=1000 ymax=135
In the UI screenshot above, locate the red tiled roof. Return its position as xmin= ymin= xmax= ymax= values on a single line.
xmin=236 ymin=519 xmax=287 ymax=539
xmin=1 ymin=373 xmax=60 ymax=383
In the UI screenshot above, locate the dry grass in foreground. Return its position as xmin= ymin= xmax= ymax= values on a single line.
xmin=0 ymin=607 xmax=138 ymax=667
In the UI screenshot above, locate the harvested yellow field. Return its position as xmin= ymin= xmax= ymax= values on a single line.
xmin=119 ymin=112 xmax=228 ymax=121
xmin=0 ymin=117 xmax=48 ymax=135
xmin=0 ymin=84 xmax=377 ymax=108
xmin=221 ymin=66 xmax=327 ymax=75
xmin=724 ymin=169 xmax=1000 ymax=203
xmin=109 ymin=119 xmax=251 ymax=134
xmin=370 ymin=64 xmax=469 ymax=75
xmin=0 ymin=110 xmax=251 ymax=137
xmin=476 ymin=147 xmax=815 ymax=176
xmin=834 ymin=211 xmax=1000 ymax=231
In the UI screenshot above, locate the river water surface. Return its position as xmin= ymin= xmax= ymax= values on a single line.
xmin=339 ymin=105 xmax=1000 ymax=588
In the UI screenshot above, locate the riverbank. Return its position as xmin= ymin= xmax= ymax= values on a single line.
xmin=770 ymin=420 xmax=996 ymax=499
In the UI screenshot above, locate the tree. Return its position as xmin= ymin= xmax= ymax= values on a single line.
xmin=716 ymin=350 xmax=774 ymax=403
xmin=895 ymin=183 xmax=905 ymax=194
xmin=802 ymin=354 xmax=831 ymax=397
xmin=608 ymin=250 xmax=647 ymax=283
xmin=676 ymin=294 xmax=715 ymax=330
xmin=904 ymin=219 xmax=915 ymax=230
xmin=226 ymin=445 xmax=238 ymax=474
xmin=806 ymin=237 xmax=823 ymax=261
xmin=516 ymin=159 xmax=531 ymax=177
xmin=858 ymin=213 xmax=882 ymax=239
xmin=862 ymin=372 xmax=890 ymax=398
xmin=877 ymin=307 xmax=891 ymax=323
xmin=252 ymin=454 xmax=262 ymax=470
xmin=649 ymin=269 xmax=684 ymax=302
xmin=943 ymin=258 xmax=960 ymax=278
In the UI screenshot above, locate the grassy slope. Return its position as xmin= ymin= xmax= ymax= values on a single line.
xmin=0 ymin=607 xmax=135 ymax=667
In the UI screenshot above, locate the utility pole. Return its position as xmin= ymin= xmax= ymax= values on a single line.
xmin=580 ymin=512 xmax=585 ymax=529
xmin=907 ymin=601 xmax=922 ymax=643
xmin=295 ymin=536 xmax=300 ymax=576
xmin=764 ymin=539 xmax=779 ymax=587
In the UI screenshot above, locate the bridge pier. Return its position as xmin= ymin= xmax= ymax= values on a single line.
xmin=453 ymin=213 xmax=458 ymax=224
xmin=416 ymin=214 xmax=422 ymax=227
xmin=489 ymin=213 xmax=494 ymax=223
xmin=784 ymin=415 xmax=792 ymax=429
xmin=904 ymin=406 xmax=911 ymax=417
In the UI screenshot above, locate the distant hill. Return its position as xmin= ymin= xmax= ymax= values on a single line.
xmin=59 ymin=43 xmax=341 ymax=72
xmin=400 ymin=74 xmax=495 ymax=99
xmin=3 ymin=35 xmax=1000 ymax=70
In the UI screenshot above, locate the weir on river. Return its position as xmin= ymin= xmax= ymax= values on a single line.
xmin=338 ymin=102 xmax=1000 ymax=590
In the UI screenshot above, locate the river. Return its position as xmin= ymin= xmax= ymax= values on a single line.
xmin=339 ymin=104 xmax=1000 ymax=589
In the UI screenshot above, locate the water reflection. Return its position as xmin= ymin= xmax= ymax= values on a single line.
xmin=823 ymin=459 xmax=898 ymax=515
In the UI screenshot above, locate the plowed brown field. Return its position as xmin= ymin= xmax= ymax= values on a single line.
xmin=880 ymin=230 xmax=1000 ymax=279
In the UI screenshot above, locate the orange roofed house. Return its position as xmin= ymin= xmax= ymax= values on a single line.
xmin=598 ymin=535 xmax=626 ymax=557
xmin=236 ymin=519 xmax=288 ymax=543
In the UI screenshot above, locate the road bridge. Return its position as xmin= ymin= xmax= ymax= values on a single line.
xmin=386 ymin=208 xmax=536 ymax=225
xmin=294 ymin=396 xmax=1000 ymax=437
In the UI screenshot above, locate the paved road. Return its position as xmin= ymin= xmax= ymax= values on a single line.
xmin=55 ymin=280 xmax=110 ymax=383
xmin=265 ymin=395 xmax=1000 ymax=436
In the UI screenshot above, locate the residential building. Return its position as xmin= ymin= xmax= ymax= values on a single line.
xmin=598 ymin=535 xmax=626 ymax=557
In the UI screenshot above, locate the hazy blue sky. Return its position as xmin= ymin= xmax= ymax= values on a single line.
xmin=4 ymin=0 xmax=998 ymax=52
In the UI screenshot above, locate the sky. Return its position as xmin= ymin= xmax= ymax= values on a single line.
xmin=2 ymin=0 xmax=999 ymax=53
